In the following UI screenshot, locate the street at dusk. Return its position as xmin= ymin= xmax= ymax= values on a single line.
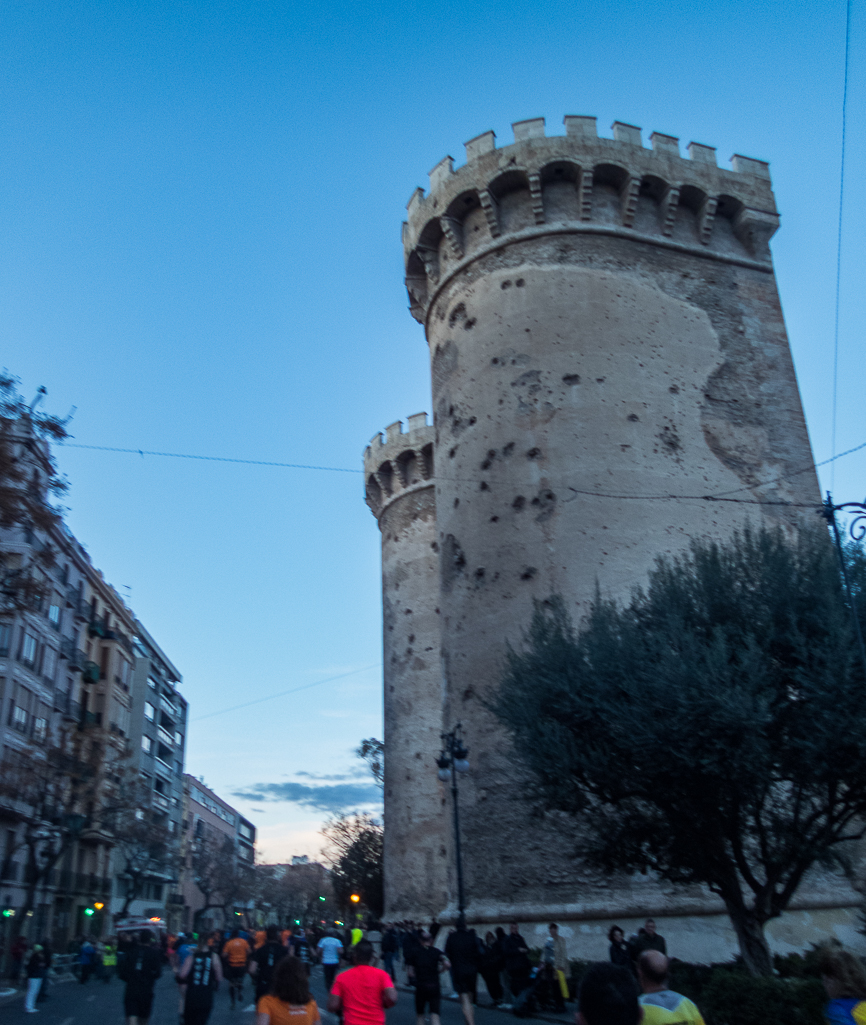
xmin=3 ymin=1 xmax=866 ymax=1024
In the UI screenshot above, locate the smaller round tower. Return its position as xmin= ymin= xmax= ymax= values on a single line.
xmin=364 ymin=414 xmax=447 ymax=919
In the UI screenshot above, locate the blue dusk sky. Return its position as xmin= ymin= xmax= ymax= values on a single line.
xmin=2 ymin=0 xmax=864 ymax=860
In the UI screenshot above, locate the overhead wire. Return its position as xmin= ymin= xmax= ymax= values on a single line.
xmin=191 ymin=663 xmax=382 ymax=722
xmin=59 ymin=433 xmax=866 ymax=507
xmin=59 ymin=442 xmax=361 ymax=474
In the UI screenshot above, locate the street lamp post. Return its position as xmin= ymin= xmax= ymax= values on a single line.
xmin=820 ymin=493 xmax=866 ymax=679
xmin=436 ymin=725 xmax=470 ymax=923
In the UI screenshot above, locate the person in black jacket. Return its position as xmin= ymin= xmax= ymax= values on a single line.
xmin=478 ymin=932 xmax=504 ymax=1007
xmin=628 ymin=920 xmax=667 ymax=962
xmin=381 ymin=924 xmax=400 ymax=982
xmin=444 ymin=919 xmax=480 ymax=1025
xmin=118 ymin=930 xmax=163 ymax=1025
xmin=503 ymin=923 xmax=531 ymax=998
xmin=250 ymin=926 xmax=288 ymax=1002
xmin=24 ymin=944 xmax=47 ymax=1012
xmin=405 ymin=929 xmax=448 ymax=1025
xmin=608 ymin=927 xmax=634 ymax=974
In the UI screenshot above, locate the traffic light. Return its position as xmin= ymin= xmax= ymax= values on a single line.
xmin=93 ymin=902 xmax=104 ymax=911
xmin=318 ymin=896 xmax=326 ymax=902
xmin=1 ymin=909 xmax=14 ymax=918
xmin=84 ymin=907 xmax=95 ymax=917
xmin=350 ymin=894 xmax=360 ymax=904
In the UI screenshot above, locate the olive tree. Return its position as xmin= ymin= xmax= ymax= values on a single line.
xmin=495 ymin=525 xmax=866 ymax=976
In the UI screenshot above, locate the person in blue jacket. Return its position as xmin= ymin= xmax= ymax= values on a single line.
xmin=819 ymin=945 xmax=866 ymax=1025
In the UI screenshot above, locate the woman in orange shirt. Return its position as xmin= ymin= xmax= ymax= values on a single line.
xmin=256 ymin=956 xmax=321 ymax=1025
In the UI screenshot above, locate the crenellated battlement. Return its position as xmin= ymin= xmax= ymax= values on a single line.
xmin=403 ymin=116 xmax=780 ymax=322
xmin=364 ymin=413 xmax=435 ymax=519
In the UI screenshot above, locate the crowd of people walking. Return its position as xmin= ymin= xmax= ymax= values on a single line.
xmin=6 ymin=914 xmax=866 ymax=1025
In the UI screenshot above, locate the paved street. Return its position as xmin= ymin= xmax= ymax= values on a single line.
xmin=0 ymin=964 xmax=573 ymax=1025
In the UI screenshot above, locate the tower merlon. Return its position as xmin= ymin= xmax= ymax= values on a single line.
xmin=564 ymin=115 xmax=598 ymax=139
xmin=465 ymin=131 xmax=496 ymax=161
xmin=513 ymin=117 xmax=545 ymax=141
xmin=731 ymin=154 xmax=772 ymax=180
xmin=650 ymin=132 xmax=680 ymax=156
xmin=612 ymin=121 xmax=643 ymax=146
xmin=687 ymin=141 xmax=717 ymax=165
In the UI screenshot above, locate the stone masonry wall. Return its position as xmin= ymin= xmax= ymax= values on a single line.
xmin=365 ymin=417 xmax=448 ymax=918
xmin=392 ymin=116 xmax=856 ymax=925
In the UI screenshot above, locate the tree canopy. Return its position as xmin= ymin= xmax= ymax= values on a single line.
xmin=0 ymin=372 xmax=69 ymax=612
xmin=322 ymin=813 xmax=383 ymax=917
xmin=495 ymin=524 xmax=866 ymax=976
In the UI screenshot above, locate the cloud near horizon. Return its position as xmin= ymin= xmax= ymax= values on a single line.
xmin=233 ymin=780 xmax=382 ymax=813
xmin=295 ymin=771 xmax=367 ymax=782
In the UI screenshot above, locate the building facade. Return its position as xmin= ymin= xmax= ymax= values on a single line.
xmin=179 ymin=774 xmax=256 ymax=930
xmin=365 ymin=115 xmax=862 ymax=960
xmin=0 ymin=412 xmax=185 ymax=948
xmin=109 ymin=622 xmax=187 ymax=930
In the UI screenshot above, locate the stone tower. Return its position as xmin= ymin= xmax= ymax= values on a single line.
xmin=364 ymin=415 xmax=448 ymax=919
xmin=366 ymin=116 xmax=855 ymax=956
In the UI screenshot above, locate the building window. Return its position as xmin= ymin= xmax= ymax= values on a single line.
xmin=33 ymin=717 xmax=47 ymax=742
xmin=12 ymin=706 xmax=27 ymax=733
xmin=42 ymin=647 xmax=56 ymax=680
xmin=0 ymin=623 xmax=10 ymax=657
xmin=157 ymin=743 xmax=171 ymax=764
xmin=144 ymin=702 xmax=155 ymax=722
xmin=48 ymin=604 xmax=61 ymax=627
xmin=21 ymin=633 xmax=37 ymax=667
xmin=141 ymin=735 xmax=152 ymax=753
xmin=120 ymin=660 xmax=130 ymax=685
xmin=174 ymin=732 xmax=183 ymax=747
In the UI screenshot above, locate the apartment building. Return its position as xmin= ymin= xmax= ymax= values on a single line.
xmin=0 ymin=518 xmax=97 ymax=943
xmin=180 ymin=775 xmax=256 ymax=930
xmin=0 ymin=409 xmax=186 ymax=946
xmin=115 ymin=622 xmax=187 ymax=930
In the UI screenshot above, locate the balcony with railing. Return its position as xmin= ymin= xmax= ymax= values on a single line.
xmin=160 ymin=695 xmax=178 ymax=717
xmin=53 ymin=691 xmax=83 ymax=722
xmin=55 ymin=870 xmax=112 ymax=895
xmin=60 ymin=637 xmax=85 ymax=670
xmin=65 ymin=587 xmax=86 ymax=619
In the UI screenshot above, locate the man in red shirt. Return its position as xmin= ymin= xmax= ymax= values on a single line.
xmin=327 ymin=940 xmax=397 ymax=1025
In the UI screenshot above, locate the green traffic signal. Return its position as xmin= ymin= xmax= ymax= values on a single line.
xmin=84 ymin=908 xmax=95 ymax=916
